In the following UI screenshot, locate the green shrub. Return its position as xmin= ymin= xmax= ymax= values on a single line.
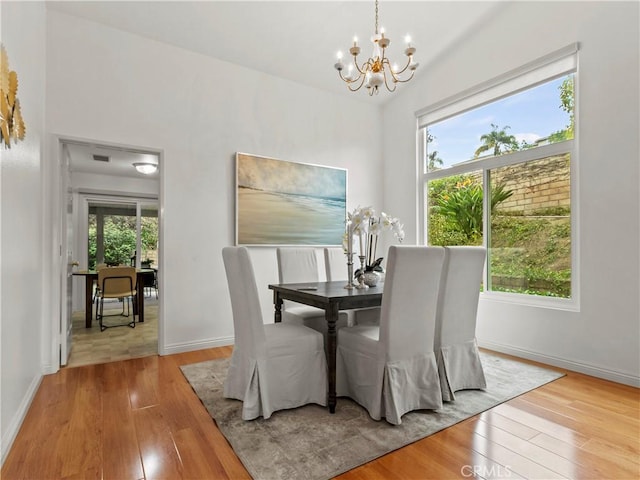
xmin=88 ymin=215 xmax=158 ymax=268
xmin=428 ymin=175 xmax=512 ymax=243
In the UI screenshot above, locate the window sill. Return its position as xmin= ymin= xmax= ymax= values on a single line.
xmin=480 ymin=290 xmax=580 ymax=312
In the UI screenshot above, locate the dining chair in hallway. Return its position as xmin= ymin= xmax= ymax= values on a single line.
xmin=435 ymin=246 xmax=487 ymax=401
xmin=324 ymin=247 xmax=380 ymax=326
xmin=336 ymin=245 xmax=445 ymax=425
xmin=142 ymin=269 xmax=158 ymax=298
xmin=277 ymin=248 xmax=351 ymax=335
xmin=222 ymin=246 xmax=328 ymax=420
xmin=96 ymin=266 xmax=137 ymax=331
xmin=92 ymin=263 xmax=108 ymax=310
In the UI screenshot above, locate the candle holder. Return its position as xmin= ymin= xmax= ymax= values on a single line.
xmin=355 ymin=255 xmax=368 ymax=289
xmin=344 ymin=252 xmax=355 ymax=290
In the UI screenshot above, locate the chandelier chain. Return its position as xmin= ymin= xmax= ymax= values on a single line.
xmin=375 ymin=0 xmax=379 ymax=34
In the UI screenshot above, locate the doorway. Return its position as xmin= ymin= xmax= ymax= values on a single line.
xmin=67 ymin=196 xmax=160 ymax=367
xmin=56 ymin=138 xmax=162 ymax=368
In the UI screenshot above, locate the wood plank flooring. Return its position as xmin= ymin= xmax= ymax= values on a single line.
xmin=2 ymin=348 xmax=638 ymax=480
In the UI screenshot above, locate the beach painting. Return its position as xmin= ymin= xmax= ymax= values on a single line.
xmin=236 ymin=153 xmax=347 ymax=245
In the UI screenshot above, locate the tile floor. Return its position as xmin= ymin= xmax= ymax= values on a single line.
xmin=66 ymin=296 xmax=158 ymax=368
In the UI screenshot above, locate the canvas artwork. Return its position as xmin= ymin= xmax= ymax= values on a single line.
xmin=236 ymin=153 xmax=347 ymax=246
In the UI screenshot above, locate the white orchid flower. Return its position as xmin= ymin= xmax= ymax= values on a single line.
xmin=353 ymin=223 xmax=366 ymax=236
xmin=342 ymin=232 xmax=350 ymax=253
xmin=392 ymin=222 xmax=405 ymax=242
xmin=361 ymin=206 xmax=376 ymax=219
xmin=346 ymin=206 xmax=403 ymax=267
xmin=369 ymin=221 xmax=383 ymax=236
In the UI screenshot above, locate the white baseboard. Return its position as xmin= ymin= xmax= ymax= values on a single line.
xmin=162 ymin=335 xmax=235 ymax=356
xmin=1 ymin=373 xmax=43 ymax=466
xmin=479 ymin=340 xmax=640 ymax=388
xmin=41 ymin=359 xmax=57 ymax=376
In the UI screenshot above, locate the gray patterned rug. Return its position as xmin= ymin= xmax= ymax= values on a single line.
xmin=180 ymin=352 xmax=564 ymax=480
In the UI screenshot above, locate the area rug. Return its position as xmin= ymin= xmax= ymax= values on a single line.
xmin=180 ymin=352 xmax=564 ymax=480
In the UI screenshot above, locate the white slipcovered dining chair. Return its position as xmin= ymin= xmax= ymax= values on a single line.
xmin=277 ymin=248 xmax=351 ymax=333
xmin=323 ymin=246 xmax=348 ymax=283
xmin=336 ymin=245 xmax=445 ymax=425
xmin=435 ymin=246 xmax=487 ymax=401
xmin=222 ymin=246 xmax=328 ymax=420
xmin=324 ymin=247 xmax=380 ymax=326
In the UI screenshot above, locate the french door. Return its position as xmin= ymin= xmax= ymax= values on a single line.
xmin=72 ymin=195 xmax=158 ymax=312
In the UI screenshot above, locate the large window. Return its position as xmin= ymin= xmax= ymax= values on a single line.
xmin=419 ymin=45 xmax=577 ymax=305
xmin=88 ymin=200 xmax=158 ymax=269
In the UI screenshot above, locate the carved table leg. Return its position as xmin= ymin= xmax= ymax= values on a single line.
xmin=274 ymin=291 xmax=283 ymax=323
xmin=326 ymin=302 xmax=339 ymax=413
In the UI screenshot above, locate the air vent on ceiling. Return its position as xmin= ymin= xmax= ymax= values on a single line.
xmin=92 ymin=154 xmax=110 ymax=162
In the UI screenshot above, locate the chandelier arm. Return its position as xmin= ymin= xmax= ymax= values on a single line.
xmin=381 ymin=68 xmax=397 ymax=93
xmin=381 ymin=58 xmax=397 ymax=81
xmin=381 ymin=58 xmax=402 ymax=85
xmin=338 ymin=69 xmax=363 ymax=85
xmin=391 ymin=70 xmax=416 ymax=84
xmin=352 ymin=57 xmax=373 ymax=76
xmin=384 ymin=56 xmax=413 ymax=77
xmin=347 ymin=74 xmax=368 ymax=92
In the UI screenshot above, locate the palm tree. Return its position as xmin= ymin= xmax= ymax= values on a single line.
xmin=426 ymin=132 xmax=443 ymax=170
xmin=474 ymin=123 xmax=519 ymax=158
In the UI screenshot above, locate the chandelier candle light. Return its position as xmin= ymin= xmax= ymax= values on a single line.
xmin=334 ymin=0 xmax=418 ymax=95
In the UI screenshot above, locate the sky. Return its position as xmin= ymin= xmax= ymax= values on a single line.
xmin=427 ymin=75 xmax=572 ymax=168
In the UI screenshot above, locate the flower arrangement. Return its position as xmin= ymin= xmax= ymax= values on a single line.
xmin=345 ymin=206 xmax=405 ymax=275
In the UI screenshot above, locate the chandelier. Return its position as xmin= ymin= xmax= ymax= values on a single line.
xmin=334 ymin=0 xmax=418 ymax=96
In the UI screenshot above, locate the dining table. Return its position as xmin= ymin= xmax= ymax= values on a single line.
xmin=268 ymin=281 xmax=383 ymax=414
xmin=73 ymin=269 xmax=154 ymax=328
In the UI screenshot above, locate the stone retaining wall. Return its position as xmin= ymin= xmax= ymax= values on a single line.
xmin=492 ymin=154 xmax=570 ymax=215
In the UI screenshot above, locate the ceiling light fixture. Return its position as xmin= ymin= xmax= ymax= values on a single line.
xmin=334 ymin=0 xmax=418 ymax=96
xmin=133 ymin=162 xmax=158 ymax=175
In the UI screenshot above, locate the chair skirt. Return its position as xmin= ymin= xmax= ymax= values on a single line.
xmin=337 ymin=326 xmax=443 ymax=425
xmin=437 ymin=339 xmax=487 ymax=401
xmin=224 ymin=322 xmax=327 ymax=420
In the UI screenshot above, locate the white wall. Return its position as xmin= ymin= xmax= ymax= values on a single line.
xmin=0 ymin=0 xmax=46 ymax=462
xmin=71 ymin=171 xmax=159 ymax=197
xmin=382 ymin=1 xmax=640 ymax=385
xmin=45 ymin=10 xmax=382 ymax=355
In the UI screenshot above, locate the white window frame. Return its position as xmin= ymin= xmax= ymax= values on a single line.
xmin=77 ymin=193 xmax=158 ymax=270
xmin=416 ymin=44 xmax=580 ymax=311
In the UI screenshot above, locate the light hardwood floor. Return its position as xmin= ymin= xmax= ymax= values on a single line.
xmin=2 ymin=348 xmax=638 ymax=480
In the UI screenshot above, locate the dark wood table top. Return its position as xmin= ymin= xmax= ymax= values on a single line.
xmin=269 ymin=281 xmax=383 ymax=310
xmin=73 ymin=268 xmax=155 ymax=276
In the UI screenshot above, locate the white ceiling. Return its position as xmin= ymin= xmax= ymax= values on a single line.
xmin=64 ymin=141 xmax=159 ymax=178
xmin=47 ymin=0 xmax=501 ymax=103
xmin=49 ymin=1 xmax=501 ymax=174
